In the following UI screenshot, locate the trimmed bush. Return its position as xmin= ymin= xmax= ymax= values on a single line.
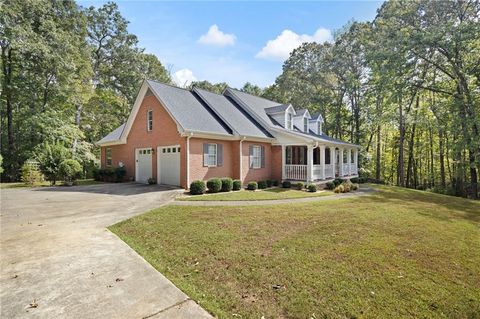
xmin=232 ymin=179 xmax=242 ymax=191
xmin=258 ymin=180 xmax=267 ymax=189
xmin=272 ymin=180 xmax=279 ymax=187
xmin=207 ymin=178 xmax=222 ymax=193
xmin=307 ymin=184 xmax=317 ymax=192
xmin=221 ymin=177 xmax=233 ymax=192
xmin=352 ymin=183 xmax=359 ymax=191
xmin=350 ymin=177 xmax=359 ymax=183
xmin=334 ymin=184 xmax=344 ymax=193
xmin=115 ymin=166 xmax=126 ymax=182
xmin=282 ymin=181 xmax=291 ymax=188
xmin=333 ymin=178 xmax=344 ymax=187
xmin=293 ymin=182 xmax=304 ymax=190
xmin=190 ymin=180 xmax=206 ymax=195
xmin=342 ymin=180 xmax=353 ymax=192
xmin=147 ymin=177 xmax=156 ymax=185
xmin=358 ymin=177 xmax=367 ymax=184
xmin=59 ymin=159 xmax=82 ymax=184
xmin=325 ymin=181 xmax=335 ymax=190
xmin=266 ymin=180 xmax=273 ymax=188
xmin=247 ymin=181 xmax=258 ymax=191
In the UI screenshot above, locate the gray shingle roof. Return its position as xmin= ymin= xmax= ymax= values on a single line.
xmin=295 ymin=109 xmax=309 ymax=117
xmin=193 ymin=88 xmax=272 ymax=139
xmin=264 ymin=104 xmax=290 ymax=114
xmin=147 ymin=80 xmax=232 ymax=135
xmin=97 ymin=123 xmax=125 ymax=144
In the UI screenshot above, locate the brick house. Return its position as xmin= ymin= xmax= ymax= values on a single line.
xmin=97 ymin=80 xmax=360 ymax=188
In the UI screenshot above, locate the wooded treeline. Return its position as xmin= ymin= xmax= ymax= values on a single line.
xmin=1 ymin=0 xmax=172 ymax=181
xmin=194 ymin=0 xmax=479 ymax=199
xmin=1 ymin=0 xmax=479 ymax=198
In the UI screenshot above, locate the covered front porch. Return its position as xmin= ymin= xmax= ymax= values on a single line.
xmin=281 ymin=145 xmax=359 ymax=182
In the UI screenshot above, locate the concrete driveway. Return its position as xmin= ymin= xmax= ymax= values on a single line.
xmin=0 ymin=183 xmax=212 ymax=319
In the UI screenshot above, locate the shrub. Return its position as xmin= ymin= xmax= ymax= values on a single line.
xmin=207 ymin=178 xmax=222 ymax=193
xmin=352 ymin=183 xmax=359 ymax=191
xmin=334 ymin=184 xmax=344 ymax=193
xmin=266 ymin=180 xmax=273 ymax=188
xmin=20 ymin=161 xmax=44 ymax=185
xmin=342 ymin=180 xmax=353 ymax=192
xmin=147 ymin=177 xmax=156 ymax=185
xmin=258 ymin=180 xmax=267 ymax=189
xmin=282 ymin=181 xmax=291 ymax=188
xmin=59 ymin=159 xmax=82 ymax=184
xmin=293 ymin=182 xmax=304 ymax=190
xmin=36 ymin=141 xmax=70 ymax=185
xmin=325 ymin=181 xmax=335 ymax=190
xmin=307 ymin=184 xmax=317 ymax=192
xmin=350 ymin=177 xmax=359 ymax=183
xmin=232 ymin=179 xmax=242 ymax=191
xmin=358 ymin=177 xmax=367 ymax=184
xmin=333 ymin=178 xmax=344 ymax=187
xmin=115 ymin=166 xmax=127 ymax=182
xmin=272 ymin=180 xmax=279 ymax=187
xmin=190 ymin=180 xmax=206 ymax=195
xmin=247 ymin=181 xmax=258 ymax=190
xmin=104 ymin=167 xmax=116 ymax=182
xmin=221 ymin=177 xmax=233 ymax=192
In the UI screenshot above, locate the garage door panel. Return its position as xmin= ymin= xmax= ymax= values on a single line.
xmin=157 ymin=146 xmax=180 ymax=186
xmin=135 ymin=148 xmax=153 ymax=184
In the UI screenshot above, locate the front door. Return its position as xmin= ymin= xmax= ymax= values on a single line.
xmin=135 ymin=148 xmax=153 ymax=183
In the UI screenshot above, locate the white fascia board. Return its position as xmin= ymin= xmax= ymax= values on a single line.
xmin=95 ymin=140 xmax=126 ymax=147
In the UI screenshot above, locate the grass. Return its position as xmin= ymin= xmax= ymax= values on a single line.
xmin=178 ymin=187 xmax=334 ymax=201
xmin=0 ymin=178 xmax=101 ymax=189
xmin=110 ymin=186 xmax=480 ymax=319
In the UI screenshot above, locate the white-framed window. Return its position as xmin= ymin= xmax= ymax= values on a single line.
xmin=204 ymin=143 xmax=217 ymax=167
xmin=304 ymin=117 xmax=308 ymax=132
xmin=251 ymin=145 xmax=261 ymax=169
xmin=106 ymin=148 xmax=112 ymax=166
xmin=147 ymin=110 xmax=153 ymax=131
xmin=318 ymin=122 xmax=322 ymax=134
xmin=286 ymin=112 xmax=293 ymax=130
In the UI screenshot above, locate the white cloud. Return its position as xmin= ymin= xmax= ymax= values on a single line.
xmin=256 ymin=28 xmax=333 ymax=61
xmin=198 ymin=24 xmax=236 ymax=47
xmin=173 ymin=68 xmax=197 ymax=87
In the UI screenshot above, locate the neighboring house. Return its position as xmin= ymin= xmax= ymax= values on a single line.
xmin=97 ymin=80 xmax=360 ymax=188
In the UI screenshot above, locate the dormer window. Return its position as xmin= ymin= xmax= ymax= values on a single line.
xmin=318 ymin=122 xmax=322 ymax=135
xmin=304 ymin=118 xmax=308 ymax=132
xmin=287 ymin=112 xmax=293 ymax=130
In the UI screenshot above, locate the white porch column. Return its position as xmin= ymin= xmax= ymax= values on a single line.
xmin=353 ymin=149 xmax=358 ymax=174
xmin=281 ymin=145 xmax=286 ymax=180
xmin=347 ymin=149 xmax=352 ymax=176
xmin=339 ymin=148 xmax=344 ymax=176
xmin=307 ymin=145 xmax=313 ymax=183
xmin=320 ymin=145 xmax=326 ymax=180
xmin=330 ymin=147 xmax=335 ymax=178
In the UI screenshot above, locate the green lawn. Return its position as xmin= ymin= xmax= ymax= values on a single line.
xmin=0 ymin=179 xmax=101 ymax=189
xmin=110 ymin=186 xmax=480 ymax=318
xmin=178 ymin=187 xmax=334 ymax=201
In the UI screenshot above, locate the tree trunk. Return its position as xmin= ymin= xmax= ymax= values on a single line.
xmin=376 ymin=125 xmax=381 ymax=181
xmin=1 ymin=45 xmax=16 ymax=180
xmin=438 ymin=128 xmax=446 ymax=188
xmin=397 ymin=94 xmax=405 ymax=187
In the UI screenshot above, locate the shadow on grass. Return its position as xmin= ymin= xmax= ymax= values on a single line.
xmin=368 ymin=186 xmax=480 ymax=223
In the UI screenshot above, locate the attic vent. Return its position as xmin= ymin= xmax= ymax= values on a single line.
xmin=145 ymin=88 xmax=154 ymax=97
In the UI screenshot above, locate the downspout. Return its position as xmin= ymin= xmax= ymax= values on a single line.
xmin=186 ymin=132 xmax=193 ymax=189
xmin=239 ymin=136 xmax=246 ymax=183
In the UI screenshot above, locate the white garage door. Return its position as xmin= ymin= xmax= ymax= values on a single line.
xmin=157 ymin=145 xmax=180 ymax=186
xmin=135 ymin=148 xmax=153 ymax=184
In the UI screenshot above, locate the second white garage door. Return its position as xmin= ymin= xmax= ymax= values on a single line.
xmin=157 ymin=145 xmax=181 ymax=186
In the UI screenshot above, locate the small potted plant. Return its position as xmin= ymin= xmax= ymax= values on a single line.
xmin=147 ymin=177 xmax=156 ymax=185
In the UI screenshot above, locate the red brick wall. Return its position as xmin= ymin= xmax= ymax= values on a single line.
xmin=188 ymin=138 xmax=236 ymax=182
xmin=100 ymin=94 xmax=186 ymax=187
xmin=271 ymin=145 xmax=282 ymax=181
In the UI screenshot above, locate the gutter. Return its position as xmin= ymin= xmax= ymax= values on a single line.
xmin=186 ymin=132 xmax=193 ymax=188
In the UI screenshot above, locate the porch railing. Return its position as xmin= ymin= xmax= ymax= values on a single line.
xmin=312 ymin=165 xmax=323 ymax=180
xmin=324 ymin=164 xmax=334 ymax=179
xmin=284 ymin=164 xmax=307 ymax=180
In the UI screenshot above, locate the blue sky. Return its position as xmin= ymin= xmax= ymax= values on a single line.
xmin=79 ymin=1 xmax=382 ymax=88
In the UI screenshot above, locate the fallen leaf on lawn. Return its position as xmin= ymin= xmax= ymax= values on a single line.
xmin=27 ymin=300 xmax=38 ymax=308
xmin=12 ymin=274 xmax=18 ymax=279
xmin=106 ymin=285 xmax=113 ymax=288
xmin=115 ymin=278 xmax=124 ymax=282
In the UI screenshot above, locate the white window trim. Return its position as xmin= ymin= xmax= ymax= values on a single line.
xmin=286 ymin=112 xmax=293 ymax=130
xmin=303 ymin=117 xmax=308 ymax=132
xmin=206 ymin=143 xmax=217 ymax=167
xmin=147 ymin=109 xmax=153 ymax=132
xmin=251 ymin=145 xmax=262 ymax=169
xmin=106 ymin=148 xmax=112 ymax=166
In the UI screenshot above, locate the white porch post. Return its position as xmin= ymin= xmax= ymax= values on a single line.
xmin=281 ymin=145 xmax=286 ymax=180
xmin=307 ymin=145 xmax=313 ymax=183
xmin=339 ymin=148 xmax=344 ymax=176
xmin=353 ymin=149 xmax=358 ymax=175
xmin=330 ymin=147 xmax=335 ymax=178
xmin=320 ymin=145 xmax=325 ymax=180
xmin=347 ymin=149 xmax=352 ymax=176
